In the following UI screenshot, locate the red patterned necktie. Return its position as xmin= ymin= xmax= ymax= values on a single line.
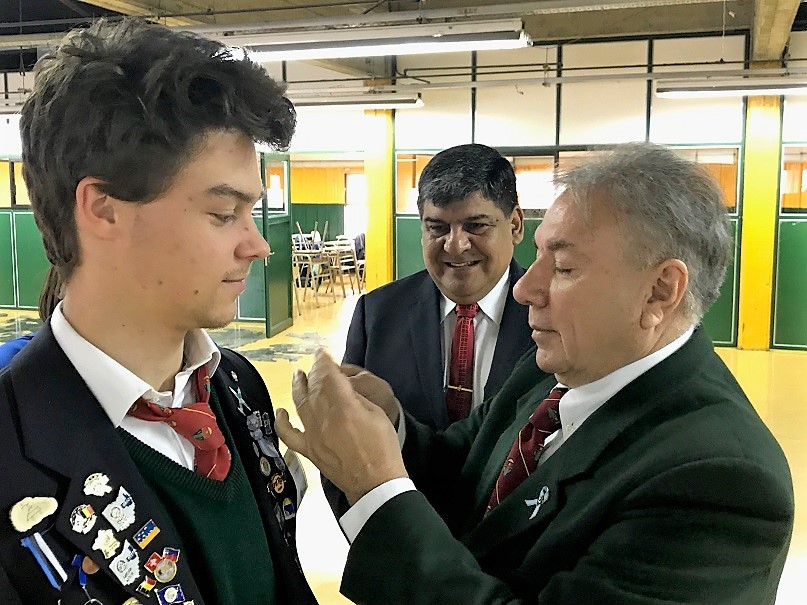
xmin=486 ymin=387 xmax=567 ymax=511
xmin=127 ymin=364 xmax=232 ymax=481
xmin=445 ymin=303 xmax=479 ymax=422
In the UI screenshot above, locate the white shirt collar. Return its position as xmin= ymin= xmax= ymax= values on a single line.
xmin=50 ymin=303 xmax=221 ymax=428
xmin=555 ymin=326 xmax=695 ymax=440
xmin=440 ymin=266 xmax=511 ymax=325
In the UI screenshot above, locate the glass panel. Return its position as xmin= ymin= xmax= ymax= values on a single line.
xmin=395 ymin=153 xmax=433 ymax=214
xmin=264 ymin=159 xmax=287 ymax=211
xmin=671 ymin=147 xmax=739 ymax=213
xmin=780 ymin=146 xmax=807 ymax=214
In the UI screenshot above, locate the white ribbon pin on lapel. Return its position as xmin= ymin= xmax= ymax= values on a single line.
xmin=525 ymin=486 xmax=550 ymax=520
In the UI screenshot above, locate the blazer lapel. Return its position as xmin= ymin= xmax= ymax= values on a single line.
xmin=484 ymin=261 xmax=529 ymax=400
xmin=464 ymin=328 xmax=715 ymax=559
xmin=11 ymin=325 xmax=204 ymax=603
xmin=408 ymin=276 xmax=447 ymax=426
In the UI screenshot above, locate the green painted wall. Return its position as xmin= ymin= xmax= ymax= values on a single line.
xmin=773 ymin=218 xmax=807 ymax=348
xmin=13 ymin=212 xmax=49 ymax=308
xmin=394 ymin=216 xmax=425 ymax=279
xmin=701 ymin=218 xmax=739 ymax=346
xmin=0 ymin=211 xmax=14 ymax=306
xmin=290 ymin=204 xmax=344 ymax=241
xmin=265 ymin=216 xmax=293 ymax=336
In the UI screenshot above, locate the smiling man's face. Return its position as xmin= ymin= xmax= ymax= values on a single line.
xmin=420 ymin=192 xmax=524 ymax=304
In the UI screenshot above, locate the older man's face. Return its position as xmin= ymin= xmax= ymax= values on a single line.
xmin=513 ymin=191 xmax=656 ymax=387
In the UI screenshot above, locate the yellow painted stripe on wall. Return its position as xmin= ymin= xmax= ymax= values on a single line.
xmin=738 ymin=96 xmax=781 ymax=350
xmin=363 ymin=109 xmax=394 ymax=291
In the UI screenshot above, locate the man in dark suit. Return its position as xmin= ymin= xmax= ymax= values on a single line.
xmin=279 ymin=142 xmax=794 ymax=604
xmin=0 ymin=19 xmax=316 ymax=605
xmin=343 ymin=144 xmax=533 ymax=430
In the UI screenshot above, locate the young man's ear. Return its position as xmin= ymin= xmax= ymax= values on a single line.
xmin=640 ymin=259 xmax=688 ymax=330
xmin=75 ymin=177 xmax=118 ymax=239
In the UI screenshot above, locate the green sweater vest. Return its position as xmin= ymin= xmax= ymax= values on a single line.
xmin=120 ymin=388 xmax=276 ymax=604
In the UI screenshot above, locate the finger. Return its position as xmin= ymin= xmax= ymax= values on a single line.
xmin=291 ymin=369 xmax=309 ymax=412
xmin=340 ymin=363 xmax=366 ymax=377
xmin=82 ymin=556 xmax=100 ymax=574
xmin=275 ymin=408 xmax=308 ymax=455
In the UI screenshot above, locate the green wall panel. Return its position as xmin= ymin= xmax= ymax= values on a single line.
xmin=0 ymin=211 xmax=14 ymax=306
xmin=290 ymin=204 xmax=344 ymax=240
xmin=513 ymin=218 xmax=541 ymax=269
xmin=394 ymin=216 xmax=425 ymax=279
xmin=773 ymin=219 xmax=807 ymax=348
xmin=700 ymin=218 xmax=738 ymax=346
xmin=14 ymin=212 xmax=49 ymax=308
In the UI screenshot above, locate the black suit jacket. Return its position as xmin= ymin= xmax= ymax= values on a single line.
xmin=343 ymin=259 xmax=532 ymax=429
xmin=340 ymin=329 xmax=795 ymax=605
xmin=0 ymin=324 xmax=317 ymax=605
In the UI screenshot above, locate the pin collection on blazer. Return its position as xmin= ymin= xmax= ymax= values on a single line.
xmin=7 ymin=369 xmax=298 ymax=605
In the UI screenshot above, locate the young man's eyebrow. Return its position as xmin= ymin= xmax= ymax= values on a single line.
xmin=207 ymin=184 xmax=265 ymax=204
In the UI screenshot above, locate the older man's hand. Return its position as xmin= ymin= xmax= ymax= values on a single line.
xmin=340 ymin=364 xmax=401 ymax=427
xmin=275 ymin=349 xmax=407 ymax=505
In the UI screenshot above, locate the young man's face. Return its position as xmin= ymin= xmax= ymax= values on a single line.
xmin=117 ymin=130 xmax=269 ymax=331
xmin=420 ymin=192 xmax=524 ymax=305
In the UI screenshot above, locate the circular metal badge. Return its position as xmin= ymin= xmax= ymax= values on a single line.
xmin=154 ymin=558 xmax=177 ymax=583
xmin=259 ymin=457 xmax=272 ymax=476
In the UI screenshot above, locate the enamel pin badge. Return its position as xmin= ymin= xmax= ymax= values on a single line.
xmin=9 ymin=496 xmax=58 ymax=532
xmin=525 ymin=486 xmax=550 ymax=520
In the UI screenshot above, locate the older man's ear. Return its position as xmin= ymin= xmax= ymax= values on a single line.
xmin=640 ymin=259 xmax=688 ymax=330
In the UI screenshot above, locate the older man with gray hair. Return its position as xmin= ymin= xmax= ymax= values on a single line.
xmin=277 ymin=142 xmax=794 ymax=605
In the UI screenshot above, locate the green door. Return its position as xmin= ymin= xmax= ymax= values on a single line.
xmin=262 ymin=153 xmax=293 ymax=337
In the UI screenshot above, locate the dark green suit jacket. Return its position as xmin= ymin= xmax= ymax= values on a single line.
xmin=341 ymin=328 xmax=794 ymax=605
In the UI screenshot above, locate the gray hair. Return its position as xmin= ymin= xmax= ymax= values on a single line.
xmin=555 ymin=142 xmax=732 ymax=322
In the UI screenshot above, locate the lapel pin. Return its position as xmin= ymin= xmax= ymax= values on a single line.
xmin=83 ymin=473 xmax=112 ymax=497
xmin=157 ymin=583 xmax=185 ymax=605
xmin=69 ymin=504 xmax=97 ymax=534
xmin=10 ymin=496 xmax=58 ymax=532
xmin=136 ymin=575 xmax=157 ymax=597
xmin=102 ymin=486 xmax=136 ymax=532
xmin=122 ymin=599 xmax=143 ymax=605
xmin=92 ymin=528 xmax=120 ymax=559
xmin=110 ymin=540 xmax=140 ymax=586
xmin=525 ymin=485 xmax=550 ymax=520
xmin=133 ymin=519 xmax=160 ymax=550
xmin=230 ymin=385 xmax=252 ymax=416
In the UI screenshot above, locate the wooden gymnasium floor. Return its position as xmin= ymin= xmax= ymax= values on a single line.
xmin=0 ymin=295 xmax=804 ymax=604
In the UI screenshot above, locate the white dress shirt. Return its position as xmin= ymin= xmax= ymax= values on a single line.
xmin=51 ymin=303 xmax=221 ymax=469
xmin=340 ymin=326 xmax=696 ymax=542
xmin=440 ymin=268 xmax=511 ymax=410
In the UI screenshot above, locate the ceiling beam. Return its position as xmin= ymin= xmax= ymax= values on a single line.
xmin=752 ymin=0 xmax=800 ymax=61
xmin=78 ymin=0 xmax=213 ymax=26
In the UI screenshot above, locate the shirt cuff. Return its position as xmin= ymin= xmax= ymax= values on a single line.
xmin=339 ymin=477 xmax=416 ymax=543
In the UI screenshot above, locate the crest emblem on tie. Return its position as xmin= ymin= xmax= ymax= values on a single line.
xmin=525 ymin=485 xmax=550 ymax=520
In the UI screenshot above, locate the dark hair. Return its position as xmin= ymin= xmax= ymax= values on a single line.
xmin=556 ymin=142 xmax=732 ymax=321
xmin=38 ymin=265 xmax=61 ymax=322
xmin=416 ymin=143 xmax=518 ymax=216
xmin=20 ymin=18 xmax=296 ymax=281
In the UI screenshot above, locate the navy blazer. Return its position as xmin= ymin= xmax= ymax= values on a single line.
xmin=343 ymin=259 xmax=533 ymax=429
xmin=0 ymin=324 xmax=317 ymax=605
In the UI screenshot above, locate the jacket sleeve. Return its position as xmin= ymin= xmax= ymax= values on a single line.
xmin=340 ymin=455 xmax=793 ymax=605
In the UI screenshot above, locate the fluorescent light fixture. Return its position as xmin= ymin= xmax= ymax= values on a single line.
xmin=288 ymin=92 xmax=423 ymax=110
xmin=224 ymin=19 xmax=530 ymax=62
xmin=656 ymin=77 xmax=807 ymax=98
